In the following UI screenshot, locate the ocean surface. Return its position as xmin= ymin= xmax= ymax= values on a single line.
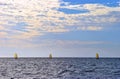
xmin=0 ymin=58 xmax=120 ymax=79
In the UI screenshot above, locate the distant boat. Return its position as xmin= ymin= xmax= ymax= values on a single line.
xmin=49 ymin=54 xmax=52 ymax=59
xmin=96 ymin=53 xmax=99 ymax=59
xmin=14 ymin=53 xmax=18 ymax=59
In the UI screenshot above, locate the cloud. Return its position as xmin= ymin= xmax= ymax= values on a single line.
xmin=117 ymin=1 xmax=120 ymax=6
xmin=55 ymin=40 xmax=105 ymax=46
xmin=0 ymin=39 xmax=38 ymax=48
xmin=0 ymin=38 xmax=105 ymax=48
xmin=77 ymin=26 xmax=103 ymax=31
xmin=60 ymin=4 xmax=84 ymax=10
xmin=60 ymin=3 xmax=120 ymax=15
xmin=0 ymin=25 xmax=6 ymax=30
xmin=0 ymin=0 xmax=120 ymax=40
xmin=83 ymin=4 xmax=120 ymax=16
xmin=0 ymin=32 xmax=8 ymax=38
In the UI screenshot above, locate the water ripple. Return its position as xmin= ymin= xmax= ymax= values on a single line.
xmin=0 ymin=58 xmax=120 ymax=79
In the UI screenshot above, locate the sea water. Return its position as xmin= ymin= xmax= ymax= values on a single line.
xmin=0 ymin=58 xmax=120 ymax=79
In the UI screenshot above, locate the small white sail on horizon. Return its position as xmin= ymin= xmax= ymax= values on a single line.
xmin=49 ymin=53 xmax=52 ymax=59
xmin=96 ymin=53 xmax=99 ymax=59
xmin=14 ymin=53 xmax=18 ymax=59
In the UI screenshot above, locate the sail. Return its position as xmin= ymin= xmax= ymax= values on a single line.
xmin=96 ymin=53 xmax=99 ymax=59
xmin=14 ymin=53 xmax=18 ymax=59
xmin=49 ymin=54 xmax=52 ymax=59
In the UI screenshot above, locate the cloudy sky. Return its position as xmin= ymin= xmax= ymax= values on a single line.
xmin=0 ymin=0 xmax=120 ymax=57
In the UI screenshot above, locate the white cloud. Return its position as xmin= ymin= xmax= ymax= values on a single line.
xmin=0 ymin=25 xmax=6 ymax=30
xmin=77 ymin=26 xmax=103 ymax=31
xmin=117 ymin=1 xmax=120 ymax=6
xmin=0 ymin=39 xmax=38 ymax=48
xmin=84 ymin=4 xmax=120 ymax=16
xmin=60 ymin=3 xmax=120 ymax=15
xmin=55 ymin=40 xmax=105 ymax=46
xmin=60 ymin=4 xmax=84 ymax=10
xmin=0 ymin=0 xmax=120 ymax=40
xmin=0 ymin=39 xmax=105 ymax=48
xmin=0 ymin=32 xmax=8 ymax=38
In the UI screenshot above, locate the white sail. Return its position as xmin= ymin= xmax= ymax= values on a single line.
xmin=49 ymin=54 xmax=52 ymax=59
xmin=14 ymin=53 xmax=18 ymax=59
xmin=96 ymin=53 xmax=99 ymax=59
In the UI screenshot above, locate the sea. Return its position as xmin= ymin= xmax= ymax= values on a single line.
xmin=0 ymin=58 xmax=120 ymax=79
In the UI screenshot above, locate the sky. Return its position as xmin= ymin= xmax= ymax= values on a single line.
xmin=0 ymin=0 xmax=120 ymax=57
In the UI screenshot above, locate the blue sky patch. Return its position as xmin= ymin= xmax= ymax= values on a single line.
xmin=58 ymin=8 xmax=89 ymax=14
xmin=61 ymin=0 xmax=120 ymax=7
xmin=12 ymin=22 xmax=28 ymax=32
